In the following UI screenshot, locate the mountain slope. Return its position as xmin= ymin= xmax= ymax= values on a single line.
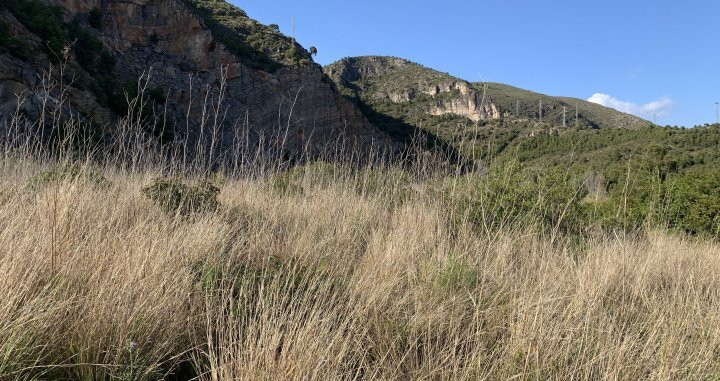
xmin=0 ymin=0 xmax=398 ymax=160
xmin=324 ymin=56 xmax=650 ymax=161
xmin=481 ymin=82 xmax=650 ymax=130
xmin=179 ymin=0 xmax=312 ymax=71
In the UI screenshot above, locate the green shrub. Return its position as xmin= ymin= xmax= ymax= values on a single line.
xmin=142 ymin=178 xmax=220 ymax=215
xmin=88 ymin=7 xmax=103 ymax=29
xmin=284 ymin=44 xmax=299 ymax=63
xmin=450 ymin=161 xmax=587 ymax=236
xmin=147 ymin=86 xmax=167 ymax=104
xmin=1 ymin=0 xmax=68 ymax=59
xmin=269 ymin=161 xmax=340 ymax=194
xmin=355 ymin=166 xmax=411 ymax=199
xmin=29 ymin=163 xmax=108 ymax=188
xmin=665 ymin=169 xmax=720 ymax=237
xmin=0 ymin=21 xmax=31 ymax=60
xmin=432 ymin=255 xmax=480 ymax=293
xmin=67 ymin=21 xmax=105 ymax=73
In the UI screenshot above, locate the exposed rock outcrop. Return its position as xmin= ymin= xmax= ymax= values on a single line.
xmin=0 ymin=0 xmax=400 ymax=160
xmin=325 ymin=56 xmax=501 ymax=122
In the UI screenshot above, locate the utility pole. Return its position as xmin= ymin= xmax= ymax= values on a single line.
xmin=291 ymin=16 xmax=295 ymax=41
xmin=716 ymin=102 xmax=719 ymax=124
xmin=562 ymin=106 xmax=567 ymax=127
xmin=539 ymin=99 xmax=543 ymax=122
xmin=575 ymin=103 xmax=579 ymax=128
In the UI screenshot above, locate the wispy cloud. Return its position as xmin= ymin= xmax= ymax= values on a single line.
xmin=587 ymin=93 xmax=674 ymax=118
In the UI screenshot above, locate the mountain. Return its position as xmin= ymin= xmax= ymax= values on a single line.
xmin=0 ymin=1 xmax=675 ymax=169
xmin=0 ymin=0 xmax=397 ymax=160
xmin=324 ymin=56 xmax=650 ymax=160
xmin=479 ymin=82 xmax=651 ymax=130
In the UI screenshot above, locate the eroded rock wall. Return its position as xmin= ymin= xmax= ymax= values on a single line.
xmin=0 ymin=0 xmax=399 ymax=160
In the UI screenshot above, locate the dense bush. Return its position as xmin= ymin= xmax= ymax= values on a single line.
xmin=448 ymin=155 xmax=720 ymax=239
xmin=2 ymin=0 xmax=127 ymax=124
xmin=269 ymin=161 xmax=339 ymax=194
xmin=506 ymin=125 xmax=720 ymax=180
xmin=451 ymin=161 xmax=588 ymax=237
xmin=0 ymin=21 xmax=31 ymax=60
xmin=67 ymin=21 xmax=107 ymax=74
xmin=269 ymin=161 xmax=412 ymax=200
xmin=142 ymin=178 xmax=221 ymax=215
xmin=0 ymin=0 xmax=67 ymax=59
xmin=28 ymin=163 xmax=108 ymax=188
xmin=464 ymin=125 xmax=720 ymax=238
xmin=665 ymin=169 xmax=720 ymax=237
xmin=87 ymin=7 xmax=103 ymax=29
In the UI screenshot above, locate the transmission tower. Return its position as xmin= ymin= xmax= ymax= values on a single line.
xmin=291 ymin=16 xmax=295 ymax=41
xmin=539 ymin=99 xmax=543 ymax=122
xmin=575 ymin=103 xmax=579 ymax=128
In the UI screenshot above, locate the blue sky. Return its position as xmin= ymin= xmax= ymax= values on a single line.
xmin=232 ymin=0 xmax=720 ymax=127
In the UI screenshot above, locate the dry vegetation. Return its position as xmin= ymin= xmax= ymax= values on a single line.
xmin=0 ymin=66 xmax=719 ymax=380
xmin=0 ymin=151 xmax=719 ymax=380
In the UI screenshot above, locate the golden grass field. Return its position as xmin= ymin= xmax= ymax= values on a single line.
xmin=1 ymin=153 xmax=719 ymax=380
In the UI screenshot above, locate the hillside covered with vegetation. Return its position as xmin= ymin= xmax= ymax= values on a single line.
xmin=324 ymin=56 xmax=649 ymax=153
xmin=180 ymin=0 xmax=313 ymax=71
xmin=1 ymin=1 xmax=720 ymax=379
xmin=481 ymin=82 xmax=651 ymax=129
xmin=3 ymin=119 xmax=720 ymax=379
xmin=322 ymin=56 xmax=720 ymax=237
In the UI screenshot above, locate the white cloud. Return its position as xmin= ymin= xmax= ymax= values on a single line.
xmin=587 ymin=93 xmax=674 ymax=118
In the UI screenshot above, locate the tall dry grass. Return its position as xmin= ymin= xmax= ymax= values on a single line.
xmin=0 ymin=156 xmax=718 ymax=380
xmin=1 ymin=64 xmax=719 ymax=380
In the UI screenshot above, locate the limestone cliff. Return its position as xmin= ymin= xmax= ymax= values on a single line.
xmin=325 ymin=56 xmax=500 ymax=123
xmin=0 ymin=0 xmax=398 ymax=160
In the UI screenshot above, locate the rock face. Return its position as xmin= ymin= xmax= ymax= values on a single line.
xmin=0 ymin=0 xmax=399 ymax=160
xmin=426 ymin=81 xmax=501 ymax=122
xmin=325 ymin=56 xmax=501 ymax=123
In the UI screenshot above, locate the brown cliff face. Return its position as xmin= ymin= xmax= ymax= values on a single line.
xmin=0 ymin=0 xmax=399 ymax=160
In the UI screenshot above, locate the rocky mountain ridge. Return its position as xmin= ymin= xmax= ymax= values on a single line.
xmin=325 ymin=56 xmax=649 ymax=131
xmin=0 ymin=0 xmax=652 ymax=166
xmin=325 ymin=56 xmax=500 ymax=123
xmin=323 ymin=55 xmax=651 ymax=162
